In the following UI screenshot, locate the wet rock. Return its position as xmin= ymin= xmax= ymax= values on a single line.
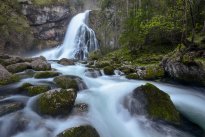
xmin=0 ymin=101 xmax=24 ymax=116
xmin=0 ymin=56 xmax=24 ymax=66
xmin=126 ymin=73 xmax=139 ymax=80
xmin=31 ymin=57 xmax=51 ymax=71
xmin=0 ymin=65 xmax=20 ymax=85
xmin=34 ymin=71 xmax=60 ymax=79
xmin=58 ymin=58 xmax=75 ymax=66
xmin=6 ymin=62 xmax=31 ymax=73
xmin=103 ymin=66 xmax=114 ymax=75
xmin=38 ymin=88 xmax=77 ymax=117
xmin=131 ymin=83 xmax=180 ymax=124
xmin=26 ymin=85 xmax=51 ymax=96
xmin=57 ymin=125 xmax=100 ymax=137
xmin=73 ymin=103 xmax=89 ymax=114
xmin=20 ymin=83 xmax=33 ymax=89
xmin=54 ymin=75 xmax=87 ymax=91
xmin=84 ymin=69 xmax=102 ymax=78
xmin=95 ymin=61 xmax=110 ymax=68
xmin=162 ymin=51 xmax=205 ymax=86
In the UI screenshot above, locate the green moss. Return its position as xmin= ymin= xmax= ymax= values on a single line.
xmin=142 ymin=65 xmax=165 ymax=80
xmin=0 ymin=74 xmax=20 ymax=85
xmin=126 ymin=73 xmax=139 ymax=80
xmin=27 ymin=85 xmax=50 ymax=96
xmin=57 ymin=126 xmax=100 ymax=137
xmin=95 ymin=61 xmax=110 ymax=68
xmin=6 ymin=63 xmax=31 ymax=73
xmin=88 ymin=50 xmax=102 ymax=61
xmin=34 ymin=71 xmax=60 ymax=79
xmin=103 ymin=66 xmax=114 ymax=75
xmin=38 ymin=89 xmax=76 ymax=116
xmin=54 ymin=76 xmax=78 ymax=90
xmin=139 ymin=83 xmax=180 ymax=123
xmin=21 ymin=83 xmax=33 ymax=89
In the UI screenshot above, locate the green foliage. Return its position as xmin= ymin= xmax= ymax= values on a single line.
xmin=32 ymin=0 xmax=69 ymax=6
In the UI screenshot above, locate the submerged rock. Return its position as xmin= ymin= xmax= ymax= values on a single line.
xmin=57 ymin=125 xmax=100 ymax=137
xmin=84 ymin=69 xmax=102 ymax=78
xmin=54 ymin=75 xmax=87 ymax=91
xmin=58 ymin=58 xmax=75 ymax=66
xmin=34 ymin=71 xmax=60 ymax=79
xmin=0 ymin=101 xmax=24 ymax=116
xmin=6 ymin=62 xmax=31 ymax=73
xmin=131 ymin=83 xmax=180 ymax=123
xmin=38 ymin=88 xmax=77 ymax=117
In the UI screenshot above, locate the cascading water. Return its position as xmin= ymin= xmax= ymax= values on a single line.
xmin=37 ymin=10 xmax=98 ymax=60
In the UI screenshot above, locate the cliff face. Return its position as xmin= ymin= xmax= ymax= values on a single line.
xmin=0 ymin=0 xmax=100 ymax=55
xmin=88 ymin=0 xmax=127 ymax=54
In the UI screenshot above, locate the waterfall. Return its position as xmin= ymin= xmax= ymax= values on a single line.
xmin=37 ymin=10 xmax=99 ymax=60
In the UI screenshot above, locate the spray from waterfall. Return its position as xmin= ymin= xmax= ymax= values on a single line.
xmin=36 ymin=10 xmax=99 ymax=60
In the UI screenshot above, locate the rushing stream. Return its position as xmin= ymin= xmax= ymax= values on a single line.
xmin=0 ymin=11 xmax=205 ymax=137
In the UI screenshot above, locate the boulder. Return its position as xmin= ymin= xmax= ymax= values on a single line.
xmin=162 ymin=51 xmax=205 ymax=86
xmin=0 ymin=101 xmax=24 ymax=116
xmin=31 ymin=58 xmax=51 ymax=71
xmin=0 ymin=65 xmax=20 ymax=85
xmin=57 ymin=125 xmax=100 ymax=137
xmin=130 ymin=83 xmax=180 ymax=124
xmin=126 ymin=73 xmax=139 ymax=80
xmin=54 ymin=75 xmax=87 ymax=91
xmin=6 ymin=62 xmax=31 ymax=73
xmin=38 ymin=88 xmax=77 ymax=116
xmin=103 ymin=66 xmax=114 ymax=75
xmin=58 ymin=58 xmax=75 ymax=66
xmin=26 ymin=85 xmax=51 ymax=96
xmin=34 ymin=71 xmax=60 ymax=79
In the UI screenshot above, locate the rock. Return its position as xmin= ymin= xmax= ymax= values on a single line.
xmin=31 ymin=58 xmax=51 ymax=71
xmin=38 ymin=88 xmax=77 ymax=116
xmin=0 ymin=65 xmax=20 ymax=85
xmin=0 ymin=56 xmax=24 ymax=66
xmin=6 ymin=62 xmax=31 ymax=73
xmin=162 ymin=50 xmax=205 ymax=86
xmin=0 ymin=101 xmax=24 ymax=116
xmin=120 ymin=65 xmax=135 ymax=75
xmin=73 ymin=103 xmax=89 ymax=113
xmin=132 ymin=83 xmax=180 ymax=123
xmin=26 ymin=85 xmax=51 ymax=96
xmin=126 ymin=73 xmax=139 ymax=80
xmin=103 ymin=66 xmax=114 ymax=75
xmin=95 ymin=61 xmax=110 ymax=68
xmin=84 ymin=69 xmax=102 ymax=78
xmin=58 ymin=58 xmax=75 ymax=66
xmin=34 ymin=71 xmax=60 ymax=79
xmin=136 ymin=65 xmax=165 ymax=80
xmin=57 ymin=125 xmax=100 ymax=137
xmin=54 ymin=75 xmax=87 ymax=91
xmin=0 ymin=64 xmax=12 ymax=80
xmin=20 ymin=83 xmax=33 ymax=89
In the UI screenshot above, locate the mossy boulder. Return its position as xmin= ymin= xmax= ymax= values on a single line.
xmin=21 ymin=83 xmax=33 ymax=89
xmin=133 ymin=83 xmax=180 ymax=124
xmin=31 ymin=58 xmax=51 ymax=71
xmin=126 ymin=73 xmax=139 ymax=80
xmin=58 ymin=58 xmax=75 ymax=66
xmin=27 ymin=85 xmax=50 ymax=96
xmin=88 ymin=50 xmax=102 ymax=61
xmin=57 ymin=125 xmax=100 ymax=137
xmin=34 ymin=71 xmax=60 ymax=79
xmin=54 ymin=75 xmax=87 ymax=91
xmin=136 ymin=65 xmax=165 ymax=80
xmin=95 ymin=61 xmax=110 ymax=68
xmin=103 ymin=66 xmax=114 ymax=75
xmin=6 ymin=62 xmax=31 ymax=73
xmin=38 ymin=88 xmax=77 ymax=116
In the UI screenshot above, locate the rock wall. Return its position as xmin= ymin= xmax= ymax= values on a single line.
xmin=0 ymin=0 xmax=100 ymax=55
